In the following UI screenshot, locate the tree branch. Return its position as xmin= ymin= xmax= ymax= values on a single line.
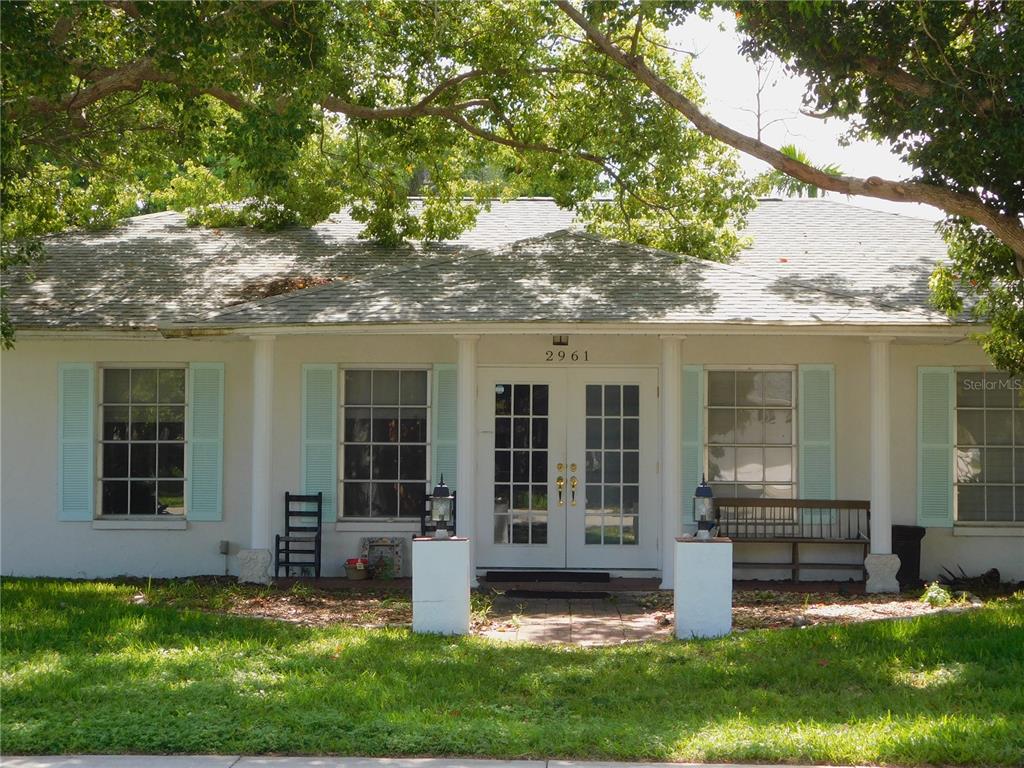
xmin=555 ymin=0 xmax=1024 ymax=274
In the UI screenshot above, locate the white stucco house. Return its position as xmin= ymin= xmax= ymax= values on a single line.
xmin=2 ymin=198 xmax=1021 ymax=590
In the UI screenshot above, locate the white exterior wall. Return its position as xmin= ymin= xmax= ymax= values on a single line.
xmin=2 ymin=331 xmax=1021 ymax=581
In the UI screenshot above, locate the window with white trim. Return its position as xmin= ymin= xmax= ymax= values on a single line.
xmin=340 ymin=369 xmax=429 ymax=517
xmin=100 ymin=367 xmax=186 ymax=516
xmin=706 ymin=369 xmax=797 ymax=498
xmin=955 ymin=371 xmax=1023 ymax=522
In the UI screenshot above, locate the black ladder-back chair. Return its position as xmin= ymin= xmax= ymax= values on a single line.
xmin=275 ymin=492 xmax=323 ymax=578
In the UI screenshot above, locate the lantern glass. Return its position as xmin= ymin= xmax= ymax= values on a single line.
xmin=694 ymin=496 xmax=714 ymax=521
xmin=432 ymin=496 xmax=452 ymax=524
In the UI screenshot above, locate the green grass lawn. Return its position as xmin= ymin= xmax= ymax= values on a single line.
xmin=2 ymin=579 xmax=1023 ymax=764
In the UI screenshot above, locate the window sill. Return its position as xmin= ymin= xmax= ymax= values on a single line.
xmin=953 ymin=523 xmax=1024 ymax=537
xmin=335 ymin=519 xmax=421 ymax=532
xmin=92 ymin=518 xmax=188 ymax=531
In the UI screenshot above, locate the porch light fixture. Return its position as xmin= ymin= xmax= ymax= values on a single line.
xmin=430 ymin=475 xmax=455 ymax=539
xmin=693 ymin=475 xmax=716 ymax=539
xmin=552 ymin=335 xmax=569 ymax=346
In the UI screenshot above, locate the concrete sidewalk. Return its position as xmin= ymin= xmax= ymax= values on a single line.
xmin=1 ymin=758 xmax=872 ymax=768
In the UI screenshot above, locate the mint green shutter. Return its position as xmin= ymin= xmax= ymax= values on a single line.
xmin=58 ymin=363 xmax=95 ymax=521
xmin=188 ymin=363 xmax=224 ymax=521
xmin=799 ymin=365 xmax=835 ymax=499
xmin=918 ymin=367 xmax=955 ymax=527
xmin=431 ymin=364 xmax=458 ymax=491
xmin=681 ymin=365 xmax=703 ymax=521
xmin=302 ymin=364 xmax=337 ymax=520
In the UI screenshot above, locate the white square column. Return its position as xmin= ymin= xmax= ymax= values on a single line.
xmin=412 ymin=537 xmax=471 ymax=635
xmin=455 ymin=334 xmax=479 ymax=585
xmin=240 ymin=335 xmax=275 ymax=584
xmin=659 ymin=336 xmax=684 ymax=588
xmin=866 ymin=336 xmax=900 ymax=593
xmin=674 ymin=537 xmax=733 ymax=639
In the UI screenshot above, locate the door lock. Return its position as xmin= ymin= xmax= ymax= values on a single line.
xmin=569 ymin=475 xmax=578 ymax=506
xmin=556 ymin=475 xmax=565 ymax=504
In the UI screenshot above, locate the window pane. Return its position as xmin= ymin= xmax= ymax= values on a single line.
xmin=986 ymin=486 xmax=1013 ymax=521
xmin=130 ymin=444 xmax=156 ymax=478
xmin=1016 ymin=449 xmax=1024 ymax=484
xmin=495 ymin=384 xmax=511 ymax=415
xmin=371 ymin=482 xmax=397 ymax=517
xmin=623 ymin=485 xmax=639 ymax=514
xmin=399 ymin=445 xmax=426 ymax=480
xmin=604 ymin=385 xmax=620 ymax=416
xmin=399 ymin=408 xmax=427 ymax=443
xmin=708 ymin=446 xmax=735 ymax=482
xmin=764 ymin=447 xmax=792 ymax=482
xmin=763 ymin=371 xmax=793 ymax=406
xmin=622 ymin=515 xmax=639 ymax=544
xmin=130 ymin=406 xmax=157 ymax=440
xmin=130 ymin=370 xmax=158 ymax=404
xmin=532 ymin=418 xmax=548 ymax=449
xmin=494 ymin=451 xmax=511 ymax=483
xmin=102 ymin=481 xmax=129 ymax=515
xmin=157 ymin=406 xmax=185 ymax=441
xmin=957 ymin=485 xmax=985 ymax=521
xmin=958 ymin=410 xmax=985 ymax=446
xmin=513 ymin=451 xmax=530 ymax=482
xmin=707 ymin=409 xmax=735 ymax=443
xmin=157 ymin=481 xmax=185 ymax=515
xmin=158 ymin=369 xmax=186 ymax=403
xmin=398 ymin=483 xmax=424 ymax=517
xmin=345 ymin=370 xmax=371 ymax=405
xmin=985 ymin=373 xmax=1013 ymax=407
xmin=513 ymin=485 xmax=530 ymax=510
xmin=495 ymin=417 xmax=511 ymax=448
xmin=531 ymin=514 xmax=548 ymax=544
xmin=103 ymin=406 xmax=129 ymax=441
xmin=130 ymin=480 xmax=157 ymax=515
xmin=623 ymin=452 xmax=639 ymax=484
xmin=736 ymin=484 xmax=763 ymax=498
xmin=531 ymin=486 xmax=548 ymax=511
xmin=736 ymin=447 xmax=763 ymax=482
xmin=343 ymin=482 xmax=371 ymax=516
xmin=586 ymin=418 xmax=602 ymax=449
xmin=157 ymin=444 xmax=184 ymax=478
xmin=586 ymin=485 xmax=602 ymax=511
xmin=586 ymin=385 xmax=602 ymax=416
xmin=623 ymin=418 xmax=639 ymax=450
xmin=103 ymin=369 xmax=131 ymax=403
xmin=531 ymin=452 xmax=548 ymax=483
xmin=372 ymin=371 xmax=399 ymax=405
xmin=986 ymin=410 xmax=1012 ymax=445
xmin=764 ymin=484 xmax=794 ymax=499
xmin=585 ymin=451 xmax=601 ymax=483
xmin=707 ymin=371 xmax=734 ymax=406
xmin=764 ymin=410 xmax=793 ymax=445
xmin=513 ymin=418 xmax=530 ymax=448
xmin=344 ymin=407 xmax=371 ymax=442
xmin=371 ymin=445 xmax=399 ymax=479
xmin=736 ymin=371 xmax=763 ymax=406
xmin=399 ymin=371 xmax=427 ymax=405
xmin=511 ymin=513 xmax=530 ymax=543
xmin=513 ymin=385 xmax=531 ymax=415
xmin=103 ymin=444 xmax=129 ymax=478
xmin=604 ymin=419 xmax=621 ymax=450
xmin=532 ymin=385 xmax=549 ymax=416
xmin=984 ymin=448 xmax=1012 ymax=483
xmin=371 ymin=408 xmax=399 ymax=443
xmin=623 ymin=386 xmax=639 ymax=417
xmin=1016 ymin=411 xmax=1024 ymax=446
xmin=735 ymin=409 xmax=763 ymax=444
xmin=344 ymin=445 xmax=371 ymax=479
xmin=956 ymin=448 xmax=983 ymax=483
xmin=603 ymin=451 xmax=620 ymax=483
xmin=957 ymin=373 xmax=985 ymax=407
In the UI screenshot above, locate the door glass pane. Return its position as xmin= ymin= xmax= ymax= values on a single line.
xmin=493 ymin=384 xmax=549 ymax=544
xmin=584 ymin=384 xmax=640 ymax=546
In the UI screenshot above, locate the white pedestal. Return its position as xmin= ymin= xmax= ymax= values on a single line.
xmin=238 ymin=548 xmax=272 ymax=585
xmin=674 ymin=537 xmax=733 ymax=639
xmin=412 ymin=537 xmax=471 ymax=635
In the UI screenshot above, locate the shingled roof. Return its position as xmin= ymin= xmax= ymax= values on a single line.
xmin=3 ymin=197 xmax=956 ymax=332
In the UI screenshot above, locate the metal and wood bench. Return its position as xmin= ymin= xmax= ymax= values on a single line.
xmin=714 ymin=498 xmax=870 ymax=582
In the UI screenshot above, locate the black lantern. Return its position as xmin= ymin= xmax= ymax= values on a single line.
xmin=430 ymin=475 xmax=455 ymax=539
xmin=693 ymin=475 xmax=716 ymax=538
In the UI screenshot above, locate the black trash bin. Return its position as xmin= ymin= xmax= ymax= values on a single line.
xmin=892 ymin=524 xmax=927 ymax=589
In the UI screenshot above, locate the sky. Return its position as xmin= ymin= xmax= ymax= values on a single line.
xmin=672 ymin=11 xmax=945 ymax=222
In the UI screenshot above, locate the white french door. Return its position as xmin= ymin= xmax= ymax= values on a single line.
xmin=475 ymin=367 xmax=659 ymax=570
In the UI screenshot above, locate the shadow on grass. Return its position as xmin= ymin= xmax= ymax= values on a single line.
xmin=2 ymin=579 xmax=1022 ymax=764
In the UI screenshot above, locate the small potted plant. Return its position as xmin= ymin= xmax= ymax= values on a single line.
xmin=344 ymin=557 xmax=369 ymax=580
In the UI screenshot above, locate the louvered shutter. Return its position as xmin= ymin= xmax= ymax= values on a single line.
xmin=681 ymin=365 xmax=703 ymax=521
xmin=58 ymin=363 xmax=95 ymax=521
xmin=302 ymin=364 xmax=337 ymax=520
xmin=918 ymin=367 xmax=955 ymax=527
xmin=188 ymin=363 xmax=224 ymax=521
xmin=799 ymin=365 xmax=836 ymax=500
xmin=431 ymin=364 xmax=458 ymax=491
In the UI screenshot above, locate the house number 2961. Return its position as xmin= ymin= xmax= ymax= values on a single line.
xmin=545 ymin=349 xmax=590 ymax=362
